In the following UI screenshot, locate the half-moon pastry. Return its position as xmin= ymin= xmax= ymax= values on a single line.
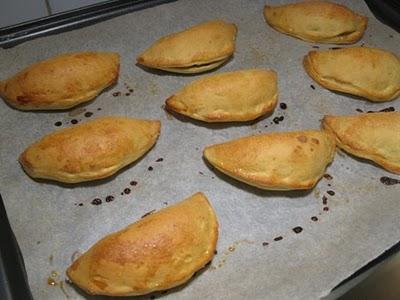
xmin=165 ymin=69 xmax=278 ymax=122
xmin=204 ymin=130 xmax=336 ymax=190
xmin=67 ymin=192 xmax=218 ymax=296
xmin=304 ymin=47 xmax=400 ymax=102
xmin=323 ymin=112 xmax=400 ymax=174
xmin=263 ymin=1 xmax=367 ymax=44
xmin=19 ymin=117 xmax=160 ymax=183
xmin=137 ymin=20 xmax=237 ymax=74
xmin=0 ymin=52 xmax=120 ymax=110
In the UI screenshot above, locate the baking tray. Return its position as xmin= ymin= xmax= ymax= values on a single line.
xmin=0 ymin=0 xmax=177 ymax=48
xmin=0 ymin=1 xmax=399 ymax=299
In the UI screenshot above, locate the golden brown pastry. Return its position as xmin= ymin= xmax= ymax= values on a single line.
xmin=19 ymin=117 xmax=160 ymax=183
xmin=165 ymin=69 xmax=278 ymax=122
xmin=137 ymin=20 xmax=237 ymax=73
xmin=67 ymin=192 xmax=218 ymax=296
xmin=204 ymin=130 xmax=336 ymax=190
xmin=263 ymin=1 xmax=367 ymax=44
xmin=0 ymin=52 xmax=120 ymax=110
xmin=323 ymin=112 xmax=400 ymax=174
xmin=304 ymin=47 xmax=400 ymax=102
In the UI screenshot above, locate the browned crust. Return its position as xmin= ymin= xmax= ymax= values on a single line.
xmin=165 ymin=69 xmax=278 ymax=122
xmin=136 ymin=20 xmax=237 ymax=71
xmin=0 ymin=52 xmax=120 ymax=110
xmin=263 ymin=2 xmax=368 ymax=44
xmin=66 ymin=192 xmax=218 ymax=296
xmin=322 ymin=114 xmax=400 ymax=174
xmin=303 ymin=49 xmax=400 ymax=102
xmin=19 ymin=117 xmax=161 ymax=183
xmin=203 ymin=130 xmax=336 ymax=190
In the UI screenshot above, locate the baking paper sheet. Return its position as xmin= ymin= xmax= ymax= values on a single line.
xmin=0 ymin=1 xmax=399 ymax=299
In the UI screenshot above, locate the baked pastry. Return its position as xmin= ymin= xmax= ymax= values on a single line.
xmin=67 ymin=192 xmax=218 ymax=296
xmin=0 ymin=52 xmax=120 ymax=110
xmin=323 ymin=112 xmax=400 ymax=174
xmin=137 ymin=20 xmax=237 ymax=73
xmin=165 ymin=69 xmax=278 ymax=122
xmin=304 ymin=47 xmax=400 ymax=102
xmin=263 ymin=1 xmax=367 ymax=44
xmin=19 ymin=117 xmax=160 ymax=183
xmin=204 ymin=130 xmax=336 ymax=190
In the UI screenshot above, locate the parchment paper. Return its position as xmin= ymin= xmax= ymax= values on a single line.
xmin=0 ymin=1 xmax=399 ymax=299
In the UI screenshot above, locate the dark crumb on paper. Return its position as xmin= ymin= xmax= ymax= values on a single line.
xmin=380 ymin=176 xmax=400 ymax=185
xmin=199 ymin=171 xmax=204 ymax=175
xmin=211 ymin=176 xmax=215 ymax=179
xmin=389 ymin=34 xmax=393 ymax=38
xmin=125 ymin=93 xmax=130 ymax=96
xmin=273 ymin=116 xmax=284 ymax=124
xmin=279 ymin=102 xmax=287 ymax=110
xmin=141 ymin=209 xmax=156 ymax=219
xmin=78 ymin=203 xmax=83 ymax=206
xmin=112 ymin=92 xmax=121 ymax=97
xmin=105 ymin=195 xmax=114 ymax=202
xmin=380 ymin=107 xmax=395 ymax=112
xmin=356 ymin=108 xmax=363 ymax=113
xmin=54 ymin=121 xmax=62 ymax=127
xmin=328 ymin=183 xmax=331 ymax=187
xmin=214 ymin=250 xmax=218 ymax=255
xmin=311 ymin=216 xmax=318 ymax=222
xmin=130 ymin=180 xmax=138 ymax=186
xmin=124 ymin=188 xmax=131 ymax=194
xmin=292 ymin=226 xmax=303 ymax=234
xmin=273 ymin=236 xmax=283 ymax=242
xmin=312 ymin=45 xmax=320 ymax=49
xmin=323 ymin=174 xmax=333 ymax=180
xmin=265 ymin=125 xmax=268 ymax=128
xmin=163 ymin=202 xmax=168 ymax=205
xmin=129 ymin=89 xmax=134 ymax=93
xmin=37 ymin=241 xmax=41 ymax=245
xmin=91 ymin=198 xmax=102 ymax=205
xmin=148 ymin=166 xmax=153 ymax=171
xmin=121 ymin=192 xmax=124 ymax=195
xmin=329 ymin=47 xmax=342 ymax=50
xmin=322 ymin=195 xmax=328 ymax=205
xmin=84 ymin=112 xmax=93 ymax=118
xmin=71 ymin=119 xmax=78 ymax=125
xmin=323 ymin=207 xmax=330 ymax=211
xmin=156 ymin=158 xmax=164 ymax=162
xmin=310 ymin=84 xmax=315 ymax=90
xmin=97 ymin=107 xmax=102 ymax=111
xmin=327 ymin=190 xmax=335 ymax=196
xmin=367 ymin=107 xmax=395 ymax=113
xmin=262 ymin=242 xmax=269 ymax=246
xmin=195 ymin=147 xmax=199 ymax=150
